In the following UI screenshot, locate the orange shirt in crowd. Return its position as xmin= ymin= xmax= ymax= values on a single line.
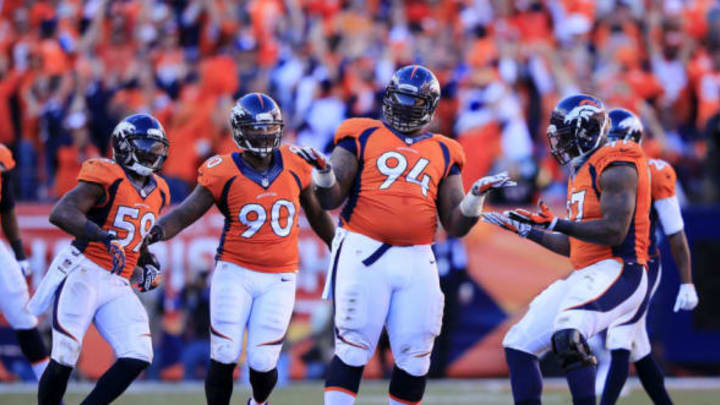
xmin=53 ymin=143 xmax=101 ymax=198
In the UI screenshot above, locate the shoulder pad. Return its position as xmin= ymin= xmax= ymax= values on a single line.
xmin=649 ymin=159 xmax=677 ymax=200
xmin=333 ymin=118 xmax=382 ymax=145
xmin=78 ymin=158 xmax=123 ymax=186
xmin=592 ymin=141 xmax=645 ymax=173
xmin=434 ymin=135 xmax=466 ymax=175
xmin=197 ymin=154 xmax=235 ymax=200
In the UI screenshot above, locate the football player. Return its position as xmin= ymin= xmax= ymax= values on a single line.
xmin=294 ymin=65 xmax=514 ymax=405
xmin=590 ymin=108 xmax=698 ymax=405
xmin=483 ymin=95 xmax=652 ymax=405
xmin=0 ymin=144 xmax=54 ymax=380
xmin=35 ymin=114 xmax=169 ymax=405
xmin=144 ymin=93 xmax=336 ymax=405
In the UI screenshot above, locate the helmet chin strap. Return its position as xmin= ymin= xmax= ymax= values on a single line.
xmin=128 ymin=162 xmax=153 ymax=176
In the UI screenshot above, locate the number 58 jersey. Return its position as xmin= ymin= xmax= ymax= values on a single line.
xmin=334 ymin=118 xmax=466 ymax=246
xmin=71 ymin=158 xmax=170 ymax=278
xmin=197 ymin=146 xmax=312 ymax=273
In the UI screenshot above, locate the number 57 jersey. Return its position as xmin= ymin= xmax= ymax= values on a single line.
xmin=334 ymin=118 xmax=466 ymax=246
xmin=197 ymin=145 xmax=312 ymax=273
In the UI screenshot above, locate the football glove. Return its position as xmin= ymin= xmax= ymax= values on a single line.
xmin=18 ymin=259 xmax=31 ymax=276
xmin=291 ymin=145 xmax=330 ymax=170
xmin=482 ymin=212 xmax=532 ymax=238
xmin=291 ymin=145 xmax=336 ymax=187
xmin=459 ymin=171 xmax=517 ymax=217
xmin=508 ymin=201 xmax=558 ymax=231
xmin=145 ymin=224 xmax=165 ymax=245
xmin=470 ymin=171 xmax=517 ymax=196
xmin=673 ymin=283 xmax=699 ymax=312
xmin=102 ymin=237 xmax=126 ymax=275
xmin=134 ymin=251 xmax=161 ymax=292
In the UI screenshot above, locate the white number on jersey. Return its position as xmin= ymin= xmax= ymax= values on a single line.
xmin=238 ymin=200 xmax=296 ymax=238
xmin=376 ymin=151 xmax=431 ymax=196
xmin=567 ymin=190 xmax=586 ymax=221
xmin=108 ymin=207 xmax=157 ymax=252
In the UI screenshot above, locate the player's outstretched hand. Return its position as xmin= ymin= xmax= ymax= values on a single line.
xmin=291 ymin=145 xmax=331 ymax=171
xmin=18 ymin=259 xmax=31 ymax=276
xmin=134 ymin=251 xmax=161 ymax=292
xmin=508 ymin=200 xmax=558 ymax=231
xmin=103 ymin=237 xmax=126 ymax=274
xmin=470 ymin=171 xmax=517 ymax=196
xmin=482 ymin=212 xmax=531 ymax=237
xmin=673 ymin=283 xmax=699 ymax=312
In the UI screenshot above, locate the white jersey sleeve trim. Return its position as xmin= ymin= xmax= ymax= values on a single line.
xmin=654 ymin=196 xmax=684 ymax=236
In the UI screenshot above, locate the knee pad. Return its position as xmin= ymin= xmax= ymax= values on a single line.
xmin=51 ymin=331 xmax=82 ymax=367
xmin=393 ymin=338 xmax=434 ymax=377
xmin=210 ymin=333 xmax=242 ymax=365
xmin=247 ymin=347 xmax=279 ymax=373
xmin=551 ymin=329 xmax=597 ymax=371
xmin=335 ymin=333 xmax=372 ymax=368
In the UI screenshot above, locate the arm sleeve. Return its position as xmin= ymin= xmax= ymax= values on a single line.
xmin=653 ymin=196 xmax=684 ymax=235
xmin=0 ymin=171 xmax=15 ymax=212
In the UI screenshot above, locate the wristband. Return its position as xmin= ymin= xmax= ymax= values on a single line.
xmin=10 ymin=239 xmax=25 ymax=260
xmin=459 ymin=192 xmax=486 ymax=217
xmin=313 ymin=167 xmax=336 ymax=188
xmin=83 ymin=221 xmax=113 ymax=242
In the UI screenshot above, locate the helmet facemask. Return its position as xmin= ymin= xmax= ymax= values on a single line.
xmin=382 ymin=86 xmax=436 ymax=133
xmin=233 ymin=119 xmax=283 ymax=158
xmin=125 ymin=135 xmax=169 ymax=176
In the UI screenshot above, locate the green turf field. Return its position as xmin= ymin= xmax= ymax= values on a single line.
xmin=2 ymin=379 xmax=720 ymax=405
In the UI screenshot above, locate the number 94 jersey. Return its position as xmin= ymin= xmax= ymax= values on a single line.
xmin=334 ymin=118 xmax=465 ymax=246
xmin=72 ymin=158 xmax=170 ymax=278
xmin=197 ymin=145 xmax=312 ymax=273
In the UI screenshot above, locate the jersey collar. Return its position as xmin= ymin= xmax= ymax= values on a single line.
xmin=232 ymin=149 xmax=284 ymax=189
xmin=121 ymin=168 xmax=158 ymax=199
xmin=382 ymin=122 xmax=434 ymax=145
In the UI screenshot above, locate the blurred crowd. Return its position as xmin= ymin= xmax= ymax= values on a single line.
xmin=1 ymin=0 xmax=720 ymax=203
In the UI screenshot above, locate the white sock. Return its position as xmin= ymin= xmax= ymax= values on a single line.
xmin=324 ymin=388 xmax=356 ymax=405
xmin=31 ymin=357 xmax=50 ymax=380
xmin=250 ymin=398 xmax=266 ymax=405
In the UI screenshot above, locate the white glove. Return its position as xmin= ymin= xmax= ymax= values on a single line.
xmin=673 ymin=283 xmax=699 ymax=312
xmin=460 ymin=171 xmax=517 ymax=217
xmin=18 ymin=259 xmax=31 ymax=276
xmin=482 ymin=212 xmax=532 ymax=238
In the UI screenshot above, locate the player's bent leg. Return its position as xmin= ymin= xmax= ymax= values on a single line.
xmin=551 ymin=329 xmax=597 ymax=405
xmin=502 ymin=279 xmax=569 ymax=405
xmin=206 ymin=359 xmax=237 ymax=405
xmin=245 ymin=272 xmax=296 ymax=404
xmin=38 ymin=359 xmax=73 ymax=405
xmin=80 ymin=358 xmax=150 ymax=405
xmin=86 ymin=287 xmax=154 ymax=404
xmin=634 ymin=355 xmax=673 ymax=405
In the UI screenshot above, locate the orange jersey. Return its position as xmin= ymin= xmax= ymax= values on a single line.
xmin=333 ymin=118 xmax=465 ymax=245
xmin=71 ymin=158 xmax=170 ymax=279
xmin=197 ymin=145 xmax=311 ymax=273
xmin=566 ymin=141 xmax=651 ymax=269
xmin=648 ymin=159 xmax=678 ymax=256
xmin=0 ymin=143 xmax=15 ymax=201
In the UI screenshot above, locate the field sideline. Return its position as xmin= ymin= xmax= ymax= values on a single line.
xmin=2 ymin=378 xmax=719 ymax=404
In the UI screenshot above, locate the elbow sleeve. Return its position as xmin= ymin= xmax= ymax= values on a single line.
xmin=654 ymin=196 xmax=684 ymax=236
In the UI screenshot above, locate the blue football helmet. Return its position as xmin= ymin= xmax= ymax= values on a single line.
xmin=382 ymin=65 xmax=441 ymax=133
xmin=230 ymin=93 xmax=284 ymax=157
xmin=111 ymin=114 xmax=169 ymax=176
xmin=547 ymin=94 xmax=608 ymax=166
xmin=608 ymin=108 xmax=643 ymax=143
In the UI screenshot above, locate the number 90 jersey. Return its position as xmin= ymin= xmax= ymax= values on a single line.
xmin=197 ymin=145 xmax=311 ymax=273
xmin=71 ymin=158 xmax=170 ymax=278
xmin=334 ymin=118 xmax=465 ymax=246
xmin=566 ymin=141 xmax=651 ymax=270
